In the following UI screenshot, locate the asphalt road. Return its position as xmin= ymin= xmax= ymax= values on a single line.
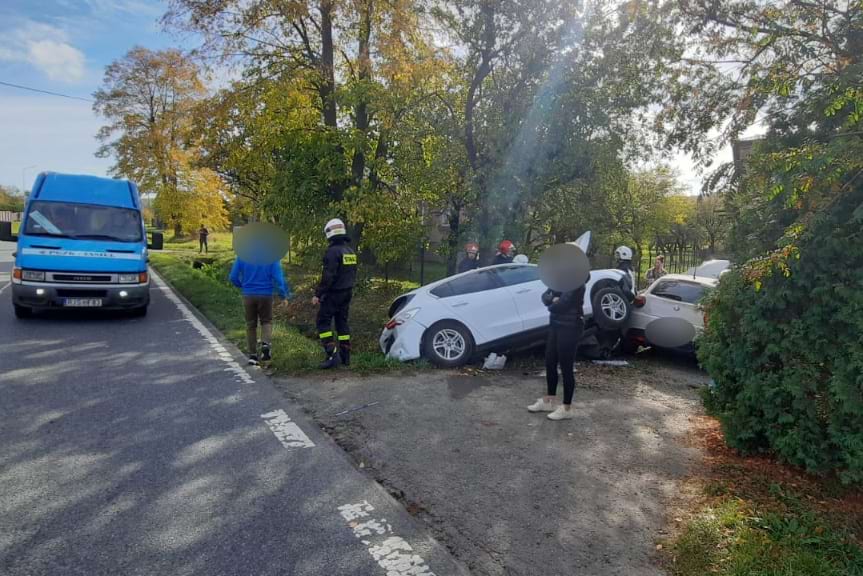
xmin=0 ymin=240 xmax=467 ymax=576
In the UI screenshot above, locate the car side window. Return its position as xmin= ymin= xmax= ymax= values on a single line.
xmin=651 ymin=280 xmax=706 ymax=304
xmin=434 ymin=269 xmax=501 ymax=298
xmin=494 ymin=265 xmax=540 ymax=287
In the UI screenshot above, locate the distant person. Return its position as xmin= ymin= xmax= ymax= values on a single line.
xmin=457 ymin=242 xmax=480 ymax=274
xmin=198 ymin=224 xmax=209 ymax=253
xmin=646 ymin=255 xmax=666 ymax=284
xmin=230 ymin=250 xmax=291 ymax=365
xmin=528 ymin=281 xmax=587 ymax=421
xmin=493 ymin=240 xmax=515 ymax=265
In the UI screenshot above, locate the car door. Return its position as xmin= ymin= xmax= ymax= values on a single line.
xmin=493 ymin=265 xmax=548 ymax=332
xmin=644 ymin=279 xmax=708 ymax=328
xmin=431 ymin=268 xmax=522 ymax=343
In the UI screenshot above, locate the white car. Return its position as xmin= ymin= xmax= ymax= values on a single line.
xmin=380 ymin=233 xmax=636 ymax=367
xmin=685 ymin=259 xmax=730 ymax=279
xmin=623 ymin=274 xmax=718 ymax=353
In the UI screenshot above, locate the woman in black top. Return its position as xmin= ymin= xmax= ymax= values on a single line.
xmin=527 ymin=282 xmax=586 ymax=420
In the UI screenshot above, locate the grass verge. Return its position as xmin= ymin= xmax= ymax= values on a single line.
xmin=666 ymin=417 xmax=863 ymax=576
xmin=150 ymin=252 xmax=320 ymax=373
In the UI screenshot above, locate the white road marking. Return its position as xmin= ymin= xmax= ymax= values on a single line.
xmin=261 ymin=409 xmax=315 ymax=449
xmin=0 ymin=273 xmax=10 ymax=294
xmin=151 ymin=271 xmax=255 ymax=385
xmin=338 ymin=502 xmax=437 ymax=576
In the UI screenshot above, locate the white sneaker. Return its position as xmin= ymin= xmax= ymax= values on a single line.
xmin=547 ymin=405 xmax=575 ymax=420
xmin=528 ymin=398 xmax=557 ymax=412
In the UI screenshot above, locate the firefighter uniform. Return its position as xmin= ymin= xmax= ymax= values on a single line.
xmin=316 ymin=234 xmax=357 ymax=367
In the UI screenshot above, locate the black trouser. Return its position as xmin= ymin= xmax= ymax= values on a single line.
xmin=199 ymin=237 xmax=208 ymax=253
xmin=545 ymin=321 xmax=582 ymax=405
xmin=316 ymin=289 xmax=352 ymax=353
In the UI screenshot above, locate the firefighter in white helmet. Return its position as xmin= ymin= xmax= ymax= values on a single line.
xmin=614 ymin=245 xmax=636 ymax=298
xmin=313 ymin=218 xmax=357 ymax=368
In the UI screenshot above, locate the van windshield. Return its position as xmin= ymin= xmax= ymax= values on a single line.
xmin=24 ymin=201 xmax=143 ymax=243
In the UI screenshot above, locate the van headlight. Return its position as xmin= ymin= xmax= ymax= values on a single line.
xmin=119 ymin=273 xmax=139 ymax=284
xmin=22 ymin=270 xmax=45 ymax=282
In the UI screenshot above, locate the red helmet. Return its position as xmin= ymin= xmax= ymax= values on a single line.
xmin=465 ymin=242 xmax=479 ymax=253
xmin=499 ymin=240 xmax=514 ymax=253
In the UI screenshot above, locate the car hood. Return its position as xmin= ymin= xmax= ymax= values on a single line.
xmin=16 ymin=237 xmax=147 ymax=272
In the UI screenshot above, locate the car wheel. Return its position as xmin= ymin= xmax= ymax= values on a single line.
xmin=591 ymin=287 xmax=631 ymax=330
xmin=423 ymin=321 xmax=475 ymax=368
xmin=14 ymin=304 xmax=32 ymax=319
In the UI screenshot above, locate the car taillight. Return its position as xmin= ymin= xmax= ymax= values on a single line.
xmin=633 ymin=295 xmax=646 ymax=307
xmin=385 ymin=319 xmax=400 ymax=330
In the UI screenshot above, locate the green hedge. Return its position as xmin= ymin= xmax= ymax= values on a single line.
xmin=698 ymin=188 xmax=863 ymax=484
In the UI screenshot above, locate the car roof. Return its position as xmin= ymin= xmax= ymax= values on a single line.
xmin=31 ymin=172 xmax=139 ymax=209
xmin=410 ymin=263 xmax=538 ymax=295
xmin=654 ymin=273 xmax=718 ymax=286
xmin=685 ymin=259 xmax=730 ymax=279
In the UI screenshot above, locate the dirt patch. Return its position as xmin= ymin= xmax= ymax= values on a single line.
xmin=275 ymin=355 xmax=710 ymax=576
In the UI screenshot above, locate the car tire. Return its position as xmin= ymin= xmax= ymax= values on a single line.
xmin=591 ymin=287 xmax=631 ymax=330
xmin=14 ymin=304 xmax=32 ymax=319
xmin=423 ymin=321 xmax=475 ymax=368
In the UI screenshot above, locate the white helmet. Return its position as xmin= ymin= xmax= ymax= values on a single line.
xmin=513 ymin=254 xmax=529 ymax=264
xmin=324 ymin=218 xmax=347 ymax=240
xmin=614 ymin=245 xmax=633 ymax=261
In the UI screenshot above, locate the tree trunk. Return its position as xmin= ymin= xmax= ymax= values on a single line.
xmin=319 ymin=0 xmax=338 ymax=131
xmin=351 ymin=0 xmax=372 ymax=190
xmin=446 ymin=200 xmax=462 ymax=275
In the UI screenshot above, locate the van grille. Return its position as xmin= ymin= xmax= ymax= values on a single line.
xmin=53 ymin=274 xmax=112 ymax=283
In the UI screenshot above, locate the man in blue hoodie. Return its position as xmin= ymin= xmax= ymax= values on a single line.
xmin=230 ymin=256 xmax=291 ymax=365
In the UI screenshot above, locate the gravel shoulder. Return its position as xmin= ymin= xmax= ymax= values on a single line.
xmin=274 ymin=354 xmax=710 ymax=576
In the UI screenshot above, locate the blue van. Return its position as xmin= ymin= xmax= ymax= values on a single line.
xmin=11 ymin=172 xmax=156 ymax=318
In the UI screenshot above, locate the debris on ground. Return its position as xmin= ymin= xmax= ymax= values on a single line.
xmin=591 ymin=360 xmax=630 ymax=367
xmin=334 ymin=402 xmax=380 ymax=417
xmin=482 ymin=353 xmax=507 ymax=370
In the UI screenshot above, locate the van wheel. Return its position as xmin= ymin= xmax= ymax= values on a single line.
xmin=130 ymin=305 xmax=148 ymax=318
xmin=591 ymin=287 xmax=631 ymax=330
xmin=423 ymin=321 xmax=475 ymax=368
xmin=14 ymin=304 xmax=32 ymax=319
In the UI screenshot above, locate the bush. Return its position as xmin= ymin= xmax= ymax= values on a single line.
xmin=698 ymin=187 xmax=863 ymax=484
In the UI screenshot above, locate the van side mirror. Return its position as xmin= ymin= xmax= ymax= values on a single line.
xmin=148 ymin=231 xmax=164 ymax=251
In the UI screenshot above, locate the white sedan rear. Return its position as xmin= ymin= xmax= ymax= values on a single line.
xmin=623 ymin=274 xmax=718 ymax=352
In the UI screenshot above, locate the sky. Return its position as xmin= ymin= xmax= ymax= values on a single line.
xmin=0 ymin=1 xmax=727 ymax=195
xmin=0 ymin=0 xmax=181 ymax=191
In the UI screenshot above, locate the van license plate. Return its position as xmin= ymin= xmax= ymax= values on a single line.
xmin=63 ymin=298 xmax=103 ymax=307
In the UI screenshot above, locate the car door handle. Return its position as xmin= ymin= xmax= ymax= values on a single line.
xmin=452 ymin=302 xmax=469 ymax=308
xmin=673 ymin=305 xmax=680 ymax=311
xmin=516 ymin=289 xmax=532 ymax=294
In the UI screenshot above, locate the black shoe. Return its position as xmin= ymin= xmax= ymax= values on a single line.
xmin=319 ymin=352 xmax=338 ymax=369
xmin=261 ymin=343 xmax=272 ymax=362
xmin=339 ymin=347 xmax=351 ymax=367
xmin=248 ymin=355 xmax=259 ymax=366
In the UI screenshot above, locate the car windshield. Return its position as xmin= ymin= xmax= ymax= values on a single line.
xmin=24 ymin=201 xmax=143 ymax=243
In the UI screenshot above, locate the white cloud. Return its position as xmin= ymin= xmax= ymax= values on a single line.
xmin=0 ymin=20 xmax=87 ymax=83
xmin=27 ymin=40 xmax=86 ymax=82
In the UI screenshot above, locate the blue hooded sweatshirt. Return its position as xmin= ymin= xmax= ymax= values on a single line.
xmin=229 ymin=258 xmax=290 ymax=298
